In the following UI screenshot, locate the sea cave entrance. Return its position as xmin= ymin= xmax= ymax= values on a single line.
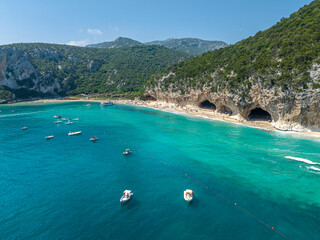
xmin=199 ymin=100 xmax=216 ymax=110
xmin=219 ymin=105 xmax=233 ymax=115
xmin=145 ymin=94 xmax=156 ymax=101
xmin=248 ymin=108 xmax=272 ymax=121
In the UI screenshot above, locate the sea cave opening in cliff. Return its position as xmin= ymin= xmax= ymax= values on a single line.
xmin=248 ymin=108 xmax=272 ymax=121
xmin=145 ymin=94 xmax=156 ymax=101
xmin=219 ymin=105 xmax=233 ymax=115
xmin=199 ymin=100 xmax=216 ymax=110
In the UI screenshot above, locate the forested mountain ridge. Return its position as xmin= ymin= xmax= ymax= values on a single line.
xmin=86 ymin=37 xmax=143 ymax=48
xmin=87 ymin=37 xmax=228 ymax=56
xmin=145 ymin=38 xmax=228 ymax=56
xmin=146 ymin=0 xmax=320 ymax=131
xmin=0 ymin=43 xmax=189 ymax=100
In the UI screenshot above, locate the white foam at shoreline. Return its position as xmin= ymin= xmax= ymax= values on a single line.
xmin=285 ymin=156 xmax=319 ymax=165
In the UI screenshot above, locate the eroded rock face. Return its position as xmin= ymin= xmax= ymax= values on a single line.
xmin=0 ymin=47 xmax=62 ymax=95
xmin=145 ymin=85 xmax=320 ymax=132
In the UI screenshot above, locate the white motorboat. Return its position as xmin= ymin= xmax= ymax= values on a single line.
xmin=21 ymin=126 xmax=28 ymax=130
xmin=184 ymin=189 xmax=194 ymax=202
xmin=120 ymin=190 xmax=133 ymax=203
xmin=54 ymin=115 xmax=61 ymax=119
xmin=68 ymin=131 xmax=82 ymax=136
xmin=65 ymin=121 xmax=73 ymax=125
xmin=123 ymin=149 xmax=132 ymax=155
xmin=100 ymin=101 xmax=113 ymax=107
xmin=61 ymin=118 xmax=69 ymax=121
xmin=90 ymin=136 xmax=99 ymax=142
xmin=45 ymin=135 xmax=54 ymax=140
xmin=55 ymin=120 xmax=62 ymax=124
xmin=73 ymin=118 xmax=80 ymax=121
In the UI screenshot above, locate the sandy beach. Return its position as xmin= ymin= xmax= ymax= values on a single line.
xmin=25 ymin=97 xmax=320 ymax=140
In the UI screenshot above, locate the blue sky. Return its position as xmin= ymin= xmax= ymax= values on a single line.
xmin=0 ymin=0 xmax=313 ymax=46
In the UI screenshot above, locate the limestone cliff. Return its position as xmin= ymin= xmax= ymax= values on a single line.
xmin=0 ymin=43 xmax=189 ymax=101
xmin=145 ymin=0 xmax=320 ymax=132
xmin=145 ymin=83 xmax=320 ymax=131
xmin=0 ymin=47 xmax=62 ymax=100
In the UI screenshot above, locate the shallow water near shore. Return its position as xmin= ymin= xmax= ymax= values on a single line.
xmin=0 ymin=102 xmax=320 ymax=239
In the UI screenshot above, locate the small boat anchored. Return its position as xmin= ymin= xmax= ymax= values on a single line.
xmin=21 ymin=126 xmax=28 ymax=130
xmin=45 ymin=135 xmax=54 ymax=140
xmin=123 ymin=149 xmax=132 ymax=155
xmin=68 ymin=131 xmax=82 ymax=136
xmin=90 ymin=136 xmax=99 ymax=142
xmin=184 ymin=189 xmax=194 ymax=202
xmin=65 ymin=121 xmax=73 ymax=125
xmin=73 ymin=118 xmax=80 ymax=121
xmin=100 ymin=101 xmax=113 ymax=107
xmin=120 ymin=190 xmax=133 ymax=203
xmin=85 ymin=104 xmax=91 ymax=107
xmin=54 ymin=115 xmax=62 ymax=119
xmin=55 ymin=120 xmax=62 ymax=124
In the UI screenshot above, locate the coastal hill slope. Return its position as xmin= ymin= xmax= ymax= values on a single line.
xmin=0 ymin=43 xmax=188 ymax=100
xmin=87 ymin=37 xmax=228 ymax=56
xmin=146 ymin=0 xmax=320 ymax=131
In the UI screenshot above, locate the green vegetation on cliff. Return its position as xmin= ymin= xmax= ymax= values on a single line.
xmin=148 ymin=0 xmax=320 ymax=93
xmin=1 ymin=43 xmax=188 ymax=97
xmin=0 ymin=87 xmax=14 ymax=102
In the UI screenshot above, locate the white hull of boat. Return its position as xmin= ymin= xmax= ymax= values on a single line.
xmin=120 ymin=193 xmax=133 ymax=203
xmin=184 ymin=190 xmax=194 ymax=202
xmin=100 ymin=101 xmax=114 ymax=107
xmin=68 ymin=131 xmax=82 ymax=136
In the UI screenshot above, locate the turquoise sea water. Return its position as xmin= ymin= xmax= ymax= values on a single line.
xmin=0 ymin=102 xmax=320 ymax=239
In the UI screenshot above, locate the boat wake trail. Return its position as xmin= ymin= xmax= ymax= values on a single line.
xmin=285 ymin=156 xmax=319 ymax=165
xmin=0 ymin=111 xmax=46 ymax=118
xmin=306 ymin=166 xmax=320 ymax=171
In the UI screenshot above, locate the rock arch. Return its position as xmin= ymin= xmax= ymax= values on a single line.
xmin=199 ymin=100 xmax=216 ymax=110
xmin=248 ymin=107 xmax=272 ymax=121
xmin=218 ymin=105 xmax=233 ymax=115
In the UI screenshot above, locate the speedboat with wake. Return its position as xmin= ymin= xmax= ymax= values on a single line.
xmin=21 ymin=126 xmax=28 ymax=130
xmin=45 ymin=135 xmax=54 ymax=140
xmin=68 ymin=131 xmax=82 ymax=136
xmin=120 ymin=190 xmax=133 ymax=203
xmin=184 ymin=189 xmax=194 ymax=202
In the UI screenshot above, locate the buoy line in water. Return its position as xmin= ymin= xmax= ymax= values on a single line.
xmin=153 ymin=157 xmax=290 ymax=240
xmin=117 ymin=136 xmax=289 ymax=239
